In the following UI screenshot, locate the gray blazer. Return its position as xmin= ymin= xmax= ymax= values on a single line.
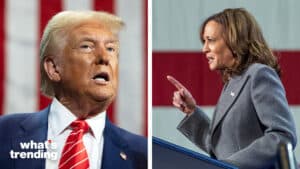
xmin=177 ymin=63 xmax=297 ymax=169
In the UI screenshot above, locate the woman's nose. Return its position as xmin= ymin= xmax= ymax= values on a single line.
xmin=202 ymin=42 xmax=209 ymax=53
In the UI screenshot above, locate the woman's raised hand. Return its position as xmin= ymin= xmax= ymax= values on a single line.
xmin=167 ymin=75 xmax=196 ymax=115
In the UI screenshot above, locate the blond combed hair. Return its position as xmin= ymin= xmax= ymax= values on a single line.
xmin=40 ymin=11 xmax=124 ymax=97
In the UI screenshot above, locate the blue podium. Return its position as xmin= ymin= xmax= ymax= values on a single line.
xmin=153 ymin=137 xmax=238 ymax=169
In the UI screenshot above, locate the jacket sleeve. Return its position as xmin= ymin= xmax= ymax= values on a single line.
xmin=177 ymin=106 xmax=212 ymax=153
xmin=223 ymin=66 xmax=297 ymax=169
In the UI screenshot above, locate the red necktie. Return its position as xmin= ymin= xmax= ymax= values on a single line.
xmin=59 ymin=120 xmax=90 ymax=169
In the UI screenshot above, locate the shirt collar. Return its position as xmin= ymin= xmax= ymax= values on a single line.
xmin=48 ymin=98 xmax=106 ymax=141
xmin=85 ymin=111 xmax=106 ymax=141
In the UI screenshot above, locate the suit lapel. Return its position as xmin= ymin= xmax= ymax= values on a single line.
xmin=101 ymin=119 xmax=133 ymax=169
xmin=211 ymin=75 xmax=250 ymax=135
xmin=12 ymin=107 xmax=49 ymax=169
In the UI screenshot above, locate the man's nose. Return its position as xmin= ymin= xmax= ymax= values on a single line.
xmin=96 ymin=46 xmax=109 ymax=65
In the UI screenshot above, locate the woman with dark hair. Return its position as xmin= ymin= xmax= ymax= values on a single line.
xmin=168 ymin=8 xmax=297 ymax=169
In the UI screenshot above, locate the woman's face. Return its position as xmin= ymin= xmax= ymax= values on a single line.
xmin=201 ymin=20 xmax=235 ymax=71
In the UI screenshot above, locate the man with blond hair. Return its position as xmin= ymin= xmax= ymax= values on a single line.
xmin=0 ymin=11 xmax=147 ymax=169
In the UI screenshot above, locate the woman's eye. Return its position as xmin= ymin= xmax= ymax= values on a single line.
xmin=207 ymin=38 xmax=214 ymax=42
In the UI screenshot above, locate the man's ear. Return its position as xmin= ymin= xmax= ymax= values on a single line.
xmin=43 ymin=56 xmax=61 ymax=82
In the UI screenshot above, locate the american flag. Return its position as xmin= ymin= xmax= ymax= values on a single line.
xmin=0 ymin=0 xmax=147 ymax=136
xmin=152 ymin=0 xmax=300 ymax=161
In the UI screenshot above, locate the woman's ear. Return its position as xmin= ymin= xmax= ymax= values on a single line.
xmin=43 ymin=56 xmax=61 ymax=82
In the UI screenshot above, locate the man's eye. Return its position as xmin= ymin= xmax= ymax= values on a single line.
xmin=107 ymin=47 xmax=115 ymax=52
xmin=80 ymin=45 xmax=91 ymax=49
xmin=79 ymin=43 xmax=94 ymax=53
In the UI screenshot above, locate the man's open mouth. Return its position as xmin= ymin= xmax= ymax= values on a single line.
xmin=93 ymin=72 xmax=110 ymax=82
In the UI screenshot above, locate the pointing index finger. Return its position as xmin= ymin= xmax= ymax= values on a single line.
xmin=167 ymin=75 xmax=185 ymax=90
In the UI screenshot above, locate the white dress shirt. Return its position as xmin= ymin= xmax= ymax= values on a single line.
xmin=45 ymin=98 xmax=106 ymax=169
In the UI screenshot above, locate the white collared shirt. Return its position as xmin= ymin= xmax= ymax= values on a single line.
xmin=45 ymin=98 xmax=106 ymax=169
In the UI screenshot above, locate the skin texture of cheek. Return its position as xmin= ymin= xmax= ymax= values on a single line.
xmin=214 ymin=46 xmax=234 ymax=70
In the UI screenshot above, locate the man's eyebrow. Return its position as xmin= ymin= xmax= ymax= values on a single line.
xmin=78 ymin=37 xmax=96 ymax=42
xmin=78 ymin=37 xmax=118 ymax=44
xmin=105 ymin=39 xmax=119 ymax=44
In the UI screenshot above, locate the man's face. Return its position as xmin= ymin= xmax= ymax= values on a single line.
xmin=56 ymin=20 xmax=119 ymax=104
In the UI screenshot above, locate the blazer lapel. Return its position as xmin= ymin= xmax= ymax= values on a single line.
xmin=211 ymin=75 xmax=250 ymax=135
xmin=101 ymin=119 xmax=133 ymax=169
xmin=12 ymin=107 xmax=49 ymax=169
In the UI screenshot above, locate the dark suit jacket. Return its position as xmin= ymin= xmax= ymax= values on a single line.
xmin=0 ymin=107 xmax=147 ymax=169
xmin=178 ymin=63 xmax=297 ymax=169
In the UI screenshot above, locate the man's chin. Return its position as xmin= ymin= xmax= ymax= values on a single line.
xmin=92 ymin=94 xmax=115 ymax=104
